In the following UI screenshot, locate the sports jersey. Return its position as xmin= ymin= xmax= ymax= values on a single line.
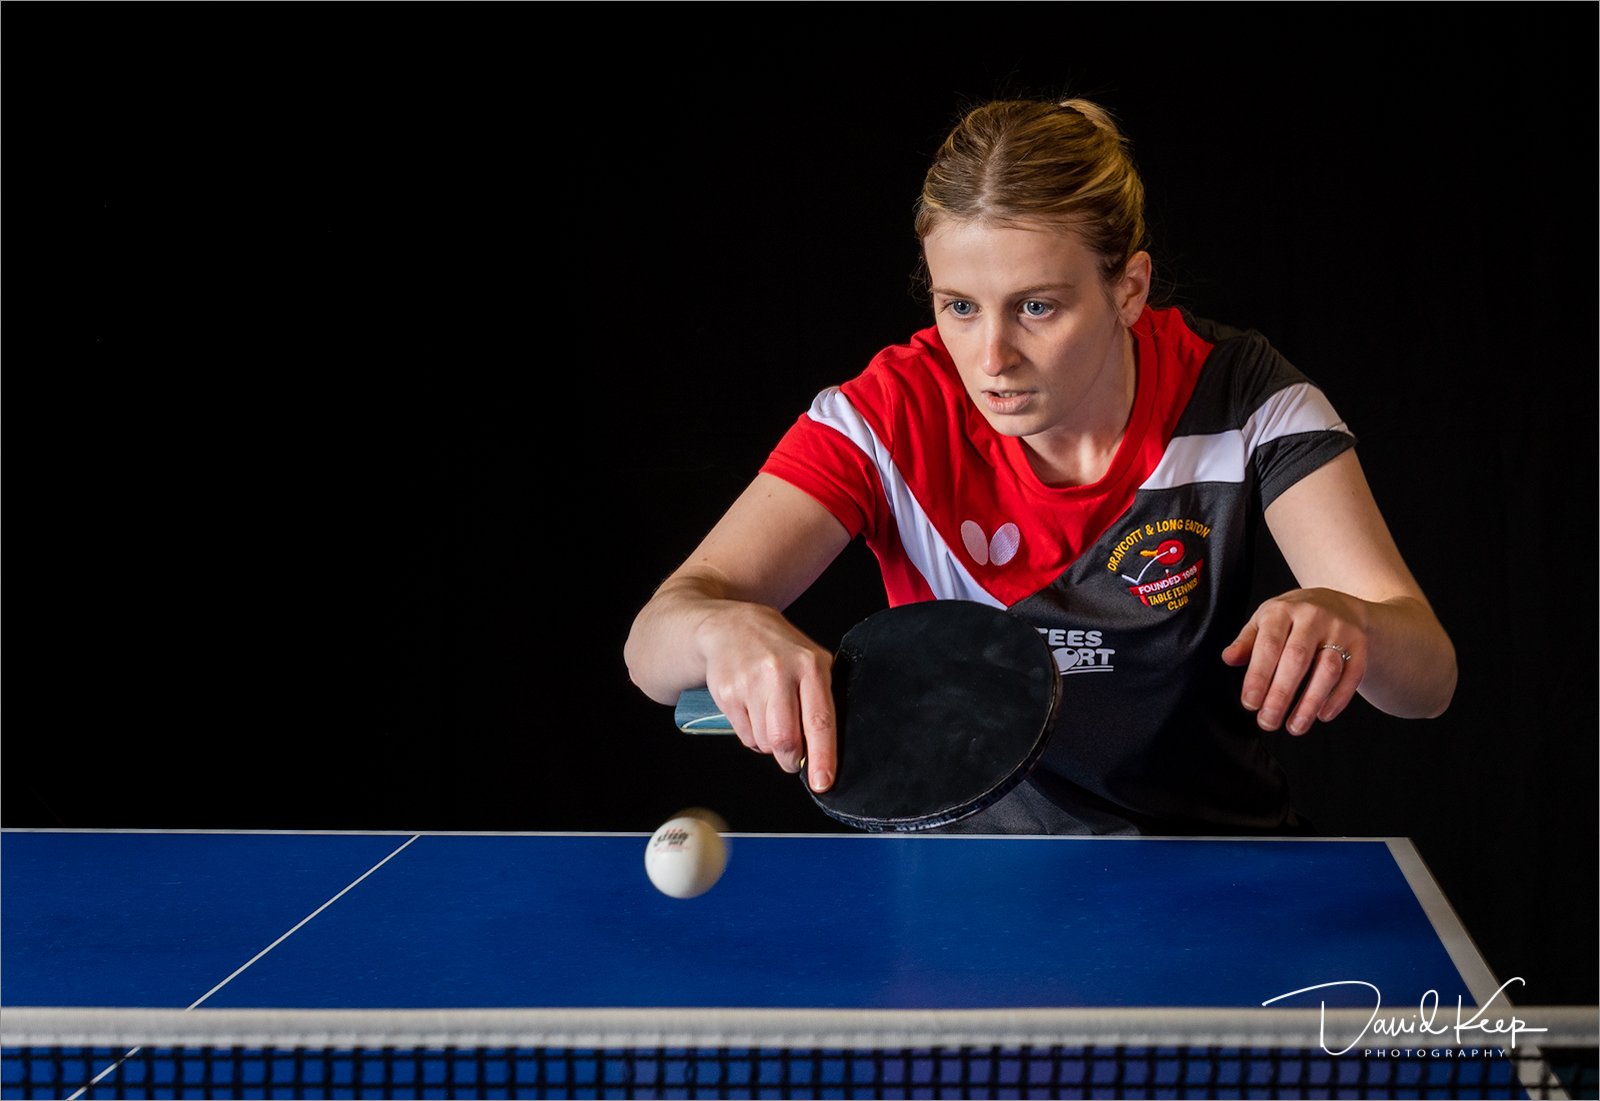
xmin=761 ymin=305 xmax=1356 ymax=834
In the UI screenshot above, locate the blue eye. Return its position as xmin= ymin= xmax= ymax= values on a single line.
xmin=1021 ymin=300 xmax=1052 ymax=318
xmin=947 ymin=300 xmax=975 ymax=318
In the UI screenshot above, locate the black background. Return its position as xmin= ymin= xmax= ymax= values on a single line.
xmin=6 ymin=7 xmax=1596 ymax=1007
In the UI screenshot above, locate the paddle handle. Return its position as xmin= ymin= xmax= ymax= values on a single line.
xmin=674 ymin=687 xmax=733 ymax=734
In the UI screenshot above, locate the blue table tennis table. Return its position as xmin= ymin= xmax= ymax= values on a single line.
xmin=1 ymin=829 xmax=1594 ymax=1099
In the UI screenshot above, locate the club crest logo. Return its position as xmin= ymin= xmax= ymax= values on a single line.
xmin=1105 ymin=517 xmax=1211 ymax=613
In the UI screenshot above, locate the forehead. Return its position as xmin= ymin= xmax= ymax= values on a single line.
xmin=923 ymin=218 xmax=1102 ymax=291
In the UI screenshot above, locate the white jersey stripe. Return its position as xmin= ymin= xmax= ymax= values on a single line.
xmin=1141 ymin=382 xmax=1352 ymax=491
xmin=807 ymin=388 xmax=1002 ymax=606
xmin=808 ymin=381 xmax=1350 ymax=598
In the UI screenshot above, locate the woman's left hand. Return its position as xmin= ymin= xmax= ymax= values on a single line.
xmin=1221 ymin=587 xmax=1368 ymax=736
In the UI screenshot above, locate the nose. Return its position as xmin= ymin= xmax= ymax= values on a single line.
xmin=978 ymin=319 xmax=1019 ymax=377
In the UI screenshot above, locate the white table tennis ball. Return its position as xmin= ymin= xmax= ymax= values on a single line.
xmin=645 ymin=815 xmax=727 ymax=899
xmin=672 ymin=806 xmax=730 ymax=833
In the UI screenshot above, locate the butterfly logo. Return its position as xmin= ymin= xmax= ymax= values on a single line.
xmin=961 ymin=520 xmax=1020 ymax=566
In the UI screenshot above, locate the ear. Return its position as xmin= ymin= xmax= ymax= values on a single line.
xmin=1114 ymin=250 xmax=1152 ymax=327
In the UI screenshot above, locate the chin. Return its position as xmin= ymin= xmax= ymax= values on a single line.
xmin=977 ymin=410 xmax=1039 ymax=439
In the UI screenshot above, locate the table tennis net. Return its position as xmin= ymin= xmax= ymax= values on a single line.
xmin=3 ymin=1006 xmax=1596 ymax=1100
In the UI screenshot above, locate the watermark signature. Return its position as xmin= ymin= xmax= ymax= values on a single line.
xmin=1262 ymin=977 xmax=1544 ymax=1056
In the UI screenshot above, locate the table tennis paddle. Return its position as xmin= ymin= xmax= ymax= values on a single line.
xmin=673 ymin=600 xmax=1062 ymax=832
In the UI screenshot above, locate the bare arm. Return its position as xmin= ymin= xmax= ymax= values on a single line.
xmin=624 ymin=473 xmax=853 ymax=788
xmin=1222 ymin=449 xmax=1457 ymax=735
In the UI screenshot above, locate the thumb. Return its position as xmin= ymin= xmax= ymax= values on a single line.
xmin=1220 ymin=621 xmax=1257 ymax=667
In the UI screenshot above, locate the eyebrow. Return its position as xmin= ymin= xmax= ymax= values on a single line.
xmin=929 ymin=281 xmax=1077 ymax=299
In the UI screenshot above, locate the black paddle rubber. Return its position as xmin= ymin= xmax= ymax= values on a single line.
xmin=810 ymin=600 xmax=1062 ymax=832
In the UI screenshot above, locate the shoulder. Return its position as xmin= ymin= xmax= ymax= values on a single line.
xmin=845 ymin=326 xmax=961 ymax=407
xmin=1140 ymin=304 xmax=1221 ymax=361
xmin=1151 ymin=308 xmax=1332 ymax=435
xmin=837 ymin=326 xmax=978 ymax=448
xmin=1182 ymin=310 xmax=1315 ymax=390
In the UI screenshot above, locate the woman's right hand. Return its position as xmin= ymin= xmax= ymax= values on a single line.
xmin=624 ymin=473 xmax=855 ymax=794
xmin=696 ymin=601 xmax=837 ymax=791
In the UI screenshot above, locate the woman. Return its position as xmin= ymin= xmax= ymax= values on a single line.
xmin=624 ymin=98 xmax=1456 ymax=835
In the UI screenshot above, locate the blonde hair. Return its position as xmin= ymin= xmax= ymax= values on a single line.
xmin=914 ymin=98 xmax=1148 ymax=281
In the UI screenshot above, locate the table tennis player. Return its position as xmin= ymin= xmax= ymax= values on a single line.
xmin=624 ymin=96 xmax=1458 ymax=836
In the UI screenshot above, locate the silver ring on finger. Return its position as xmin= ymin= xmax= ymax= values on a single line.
xmin=1319 ymin=642 xmax=1352 ymax=663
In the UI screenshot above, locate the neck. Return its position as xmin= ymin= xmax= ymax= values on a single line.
xmin=1023 ymin=328 xmax=1138 ymax=488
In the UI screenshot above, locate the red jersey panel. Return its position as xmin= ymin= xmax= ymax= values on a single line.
xmin=762 ymin=306 xmax=1211 ymax=607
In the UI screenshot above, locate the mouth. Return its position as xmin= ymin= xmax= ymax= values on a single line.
xmin=981 ymin=388 xmax=1036 ymax=414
